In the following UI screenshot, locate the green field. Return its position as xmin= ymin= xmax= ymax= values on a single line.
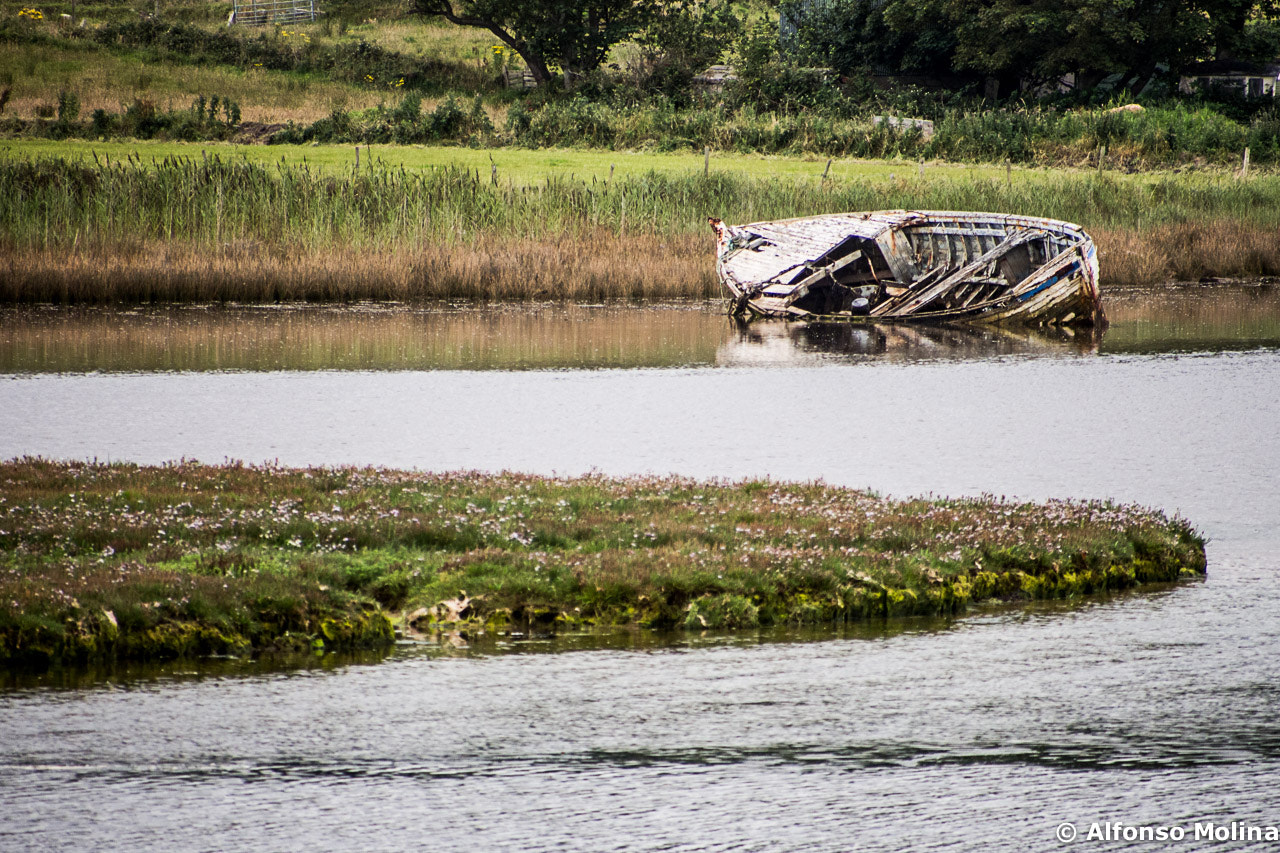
xmin=4 ymin=136 xmax=1261 ymax=189
xmin=0 ymin=137 xmax=1031 ymax=182
xmin=0 ymin=40 xmax=388 ymax=125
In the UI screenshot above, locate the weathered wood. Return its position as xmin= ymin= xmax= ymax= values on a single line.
xmin=869 ymin=264 xmax=949 ymax=317
xmin=780 ymin=250 xmax=863 ymax=297
xmin=881 ymin=229 xmax=1044 ymax=317
xmin=714 ymin=210 xmax=1102 ymax=327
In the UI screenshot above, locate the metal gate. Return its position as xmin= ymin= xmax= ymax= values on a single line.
xmin=229 ymin=0 xmax=317 ymax=26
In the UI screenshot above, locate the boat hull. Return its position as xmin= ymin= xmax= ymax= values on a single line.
xmin=711 ymin=211 xmax=1104 ymax=327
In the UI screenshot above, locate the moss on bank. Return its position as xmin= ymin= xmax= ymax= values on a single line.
xmin=0 ymin=460 xmax=1205 ymax=669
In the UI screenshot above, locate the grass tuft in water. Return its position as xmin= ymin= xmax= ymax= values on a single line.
xmin=0 ymin=460 xmax=1206 ymax=669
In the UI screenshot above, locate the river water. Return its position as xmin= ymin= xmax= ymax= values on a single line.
xmin=2 ymin=285 xmax=1279 ymax=851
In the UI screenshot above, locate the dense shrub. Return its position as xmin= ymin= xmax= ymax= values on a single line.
xmin=272 ymin=94 xmax=493 ymax=144
xmin=17 ymin=94 xmax=243 ymax=141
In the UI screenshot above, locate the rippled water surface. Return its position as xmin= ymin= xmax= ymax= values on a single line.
xmin=2 ymin=286 xmax=1279 ymax=852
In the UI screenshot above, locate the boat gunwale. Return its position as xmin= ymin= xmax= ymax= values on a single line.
xmin=726 ymin=209 xmax=1093 ymax=245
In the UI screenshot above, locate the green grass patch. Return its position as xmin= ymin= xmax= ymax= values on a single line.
xmin=5 ymin=148 xmax=1278 ymax=244
xmin=0 ymin=137 xmax=1030 ymax=182
xmin=0 ymin=460 xmax=1206 ymax=669
xmin=0 ymin=41 xmax=389 ymax=125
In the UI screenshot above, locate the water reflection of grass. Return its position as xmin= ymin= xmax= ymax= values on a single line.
xmin=0 ymin=460 xmax=1206 ymax=670
xmin=1101 ymin=283 xmax=1280 ymax=353
xmin=4 ymin=153 xmax=1280 ymax=302
xmin=0 ymin=304 xmax=725 ymax=372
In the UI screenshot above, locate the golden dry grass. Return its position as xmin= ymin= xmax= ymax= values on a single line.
xmin=346 ymin=18 xmax=497 ymax=66
xmin=5 ymin=152 xmax=1280 ymax=302
xmin=1095 ymin=221 xmax=1280 ymax=286
xmin=0 ymin=42 xmax=391 ymax=123
xmin=4 ymin=223 xmax=1279 ymax=303
xmin=0 ymin=231 xmax=716 ymax=303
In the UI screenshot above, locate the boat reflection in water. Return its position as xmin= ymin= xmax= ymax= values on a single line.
xmin=717 ymin=318 xmax=1101 ymax=367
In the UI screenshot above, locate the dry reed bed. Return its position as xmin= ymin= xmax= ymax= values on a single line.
xmin=1094 ymin=222 xmax=1280 ymax=287
xmin=3 ymin=156 xmax=1280 ymax=302
xmin=0 ymin=235 xmax=715 ymax=303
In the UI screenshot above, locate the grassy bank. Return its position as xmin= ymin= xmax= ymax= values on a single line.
xmin=0 ymin=14 xmax=495 ymax=124
xmin=6 ymin=18 xmax=1280 ymax=170
xmin=0 ymin=460 xmax=1206 ymax=670
xmin=6 ymin=0 xmax=1280 ymax=171
xmin=3 ymin=151 xmax=1280 ymax=301
xmin=3 ymin=137 xmax=1044 ymax=181
xmin=0 ymin=41 xmax=401 ymax=127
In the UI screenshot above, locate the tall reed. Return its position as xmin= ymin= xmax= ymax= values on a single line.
xmin=4 ymin=156 xmax=1280 ymax=302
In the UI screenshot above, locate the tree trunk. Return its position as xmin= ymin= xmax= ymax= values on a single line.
xmin=484 ymin=25 xmax=553 ymax=85
xmin=416 ymin=1 xmax=554 ymax=86
xmin=1214 ymin=2 xmax=1251 ymax=61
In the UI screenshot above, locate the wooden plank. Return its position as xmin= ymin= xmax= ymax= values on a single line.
xmin=882 ymin=229 xmax=1045 ymax=317
xmin=722 ymin=250 xmax=807 ymax=286
xmin=758 ymin=249 xmax=866 ymax=304
xmin=909 ymin=226 xmax=1009 ymax=238
xmin=870 ymin=264 xmax=949 ymax=316
xmin=790 ymin=250 xmax=864 ymax=290
xmin=960 ymin=281 xmax=1001 ymax=307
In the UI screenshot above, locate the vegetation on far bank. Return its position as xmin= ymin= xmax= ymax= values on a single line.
xmin=0 ymin=460 xmax=1206 ymax=670
xmin=7 ymin=0 xmax=1280 ymax=301
xmin=4 ymin=152 xmax=1280 ymax=303
xmin=4 ymin=0 xmax=1280 ymax=170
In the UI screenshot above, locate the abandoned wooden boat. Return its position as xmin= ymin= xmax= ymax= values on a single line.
xmin=710 ymin=211 xmax=1104 ymax=326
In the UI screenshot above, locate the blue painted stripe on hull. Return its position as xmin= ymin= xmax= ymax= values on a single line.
xmin=1018 ymin=261 xmax=1081 ymax=302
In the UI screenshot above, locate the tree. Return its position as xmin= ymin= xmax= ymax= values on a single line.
xmin=869 ymin=0 xmax=1217 ymax=93
xmin=634 ymin=0 xmax=741 ymax=77
xmin=1202 ymin=0 xmax=1280 ymax=60
xmin=413 ymin=0 xmax=653 ymax=84
xmin=784 ymin=0 xmax=958 ymax=78
xmin=796 ymin=0 xmax=1280 ymax=96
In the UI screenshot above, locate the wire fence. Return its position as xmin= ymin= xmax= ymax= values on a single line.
xmin=229 ymin=0 xmax=317 ymax=26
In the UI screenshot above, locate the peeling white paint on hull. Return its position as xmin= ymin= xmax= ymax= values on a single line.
xmin=710 ymin=210 xmax=1104 ymax=327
